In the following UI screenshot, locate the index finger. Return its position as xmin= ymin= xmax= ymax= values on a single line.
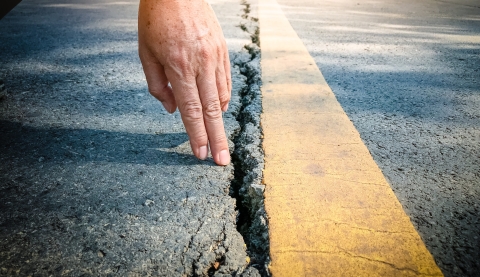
xmin=166 ymin=71 xmax=210 ymax=162
xmin=197 ymin=69 xmax=230 ymax=166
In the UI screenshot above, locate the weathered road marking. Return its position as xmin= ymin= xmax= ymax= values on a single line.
xmin=259 ymin=0 xmax=443 ymax=276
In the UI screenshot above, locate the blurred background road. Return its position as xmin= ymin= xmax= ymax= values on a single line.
xmin=276 ymin=0 xmax=480 ymax=276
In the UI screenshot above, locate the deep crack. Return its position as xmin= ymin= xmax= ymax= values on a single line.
xmin=229 ymin=1 xmax=270 ymax=276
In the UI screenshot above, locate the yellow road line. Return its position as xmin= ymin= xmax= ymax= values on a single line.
xmin=259 ymin=0 xmax=443 ymax=276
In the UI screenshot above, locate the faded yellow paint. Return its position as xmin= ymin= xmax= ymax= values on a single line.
xmin=259 ymin=0 xmax=443 ymax=276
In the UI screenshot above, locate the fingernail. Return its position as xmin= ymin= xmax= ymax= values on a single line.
xmin=161 ymin=101 xmax=170 ymax=112
xmin=222 ymin=103 xmax=229 ymax=112
xmin=161 ymin=101 xmax=175 ymax=113
xmin=199 ymin=145 xmax=208 ymax=160
xmin=218 ymin=150 xmax=230 ymax=165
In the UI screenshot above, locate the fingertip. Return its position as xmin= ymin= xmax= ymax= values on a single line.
xmin=222 ymin=103 xmax=229 ymax=112
xmin=198 ymin=145 xmax=208 ymax=160
xmin=168 ymin=104 xmax=177 ymax=113
xmin=161 ymin=101 xmax=177 ymax=113
xmin=215 ymin=149 xmax=230 ymax=166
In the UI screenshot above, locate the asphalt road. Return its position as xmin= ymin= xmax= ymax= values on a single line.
xmin=2 ymin=0 xmax=479 ymax=276
xmin=0 ymin=0 xmax=265 ymax=276
xmin=275 ymin=0 xmax=480 ymax=276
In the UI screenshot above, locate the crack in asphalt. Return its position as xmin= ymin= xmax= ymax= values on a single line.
xmin=229 ymin=1 xmax=270 ymax=276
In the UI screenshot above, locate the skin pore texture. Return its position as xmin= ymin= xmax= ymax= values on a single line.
xmin=138 ymin=0 xmax=232 ymax=166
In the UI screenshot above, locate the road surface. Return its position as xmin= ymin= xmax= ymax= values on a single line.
xmin=276 ymin=0 xmax=480 ymax=276
xmin=0 ymin=0 xmax=266 ymax=276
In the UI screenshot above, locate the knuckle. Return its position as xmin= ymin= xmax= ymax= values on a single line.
xmin=218 ymin=91 xmax=230 ymax=104
xmin=210 ymin=132 xmax=228 ymax=145
xmin=190 ymin=133 xmax=208 ymax=146
xmin=200 ymin=47 xmax=211 ymax=61
xmin=167 ymin=52 xmax=189 ymax=70
xmin=199 ymin=42 xmax=217 ymax=61
xmin=181 ymin=101 xmax=203 ymax=121
xmin=203 ymin=100 xmax=222 ymax=120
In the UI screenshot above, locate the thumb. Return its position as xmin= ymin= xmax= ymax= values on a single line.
xmin=139 ymin=47 xmax=177 ymax=113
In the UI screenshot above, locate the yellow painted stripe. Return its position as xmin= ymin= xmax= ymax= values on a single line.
xmin=259 ymin=0 xmax=443 ymax=276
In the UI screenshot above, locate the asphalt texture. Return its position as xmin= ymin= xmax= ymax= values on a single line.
xmin=0 ymin=0 xmax=265 ymax=276
xmin=276 ymin=0 xmax=480 ymax=276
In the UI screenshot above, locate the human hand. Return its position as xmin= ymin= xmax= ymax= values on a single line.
xmin=138 ymin=0 xmax=231 ymax=166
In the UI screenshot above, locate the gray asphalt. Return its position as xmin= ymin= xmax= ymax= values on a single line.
xmin=3 ymin=0 xmax=479 ymax=276
xmin=0 ymin=0 xmax=266 ymax=276
xmin=276 ymin=0 xmax=480 ymax=276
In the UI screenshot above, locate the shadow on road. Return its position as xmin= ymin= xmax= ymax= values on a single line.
xmin=0 ymin=120 xmax=209 ymax=166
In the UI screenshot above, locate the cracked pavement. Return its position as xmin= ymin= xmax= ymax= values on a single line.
xmin=0 ymin=0 xmax=263 ymax=276
xmin=2 ymin=0 xmax=479 ymax=276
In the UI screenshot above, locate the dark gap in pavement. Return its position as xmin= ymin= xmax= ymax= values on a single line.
xmin=229 ymin=1 xmax=270 ymax=276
